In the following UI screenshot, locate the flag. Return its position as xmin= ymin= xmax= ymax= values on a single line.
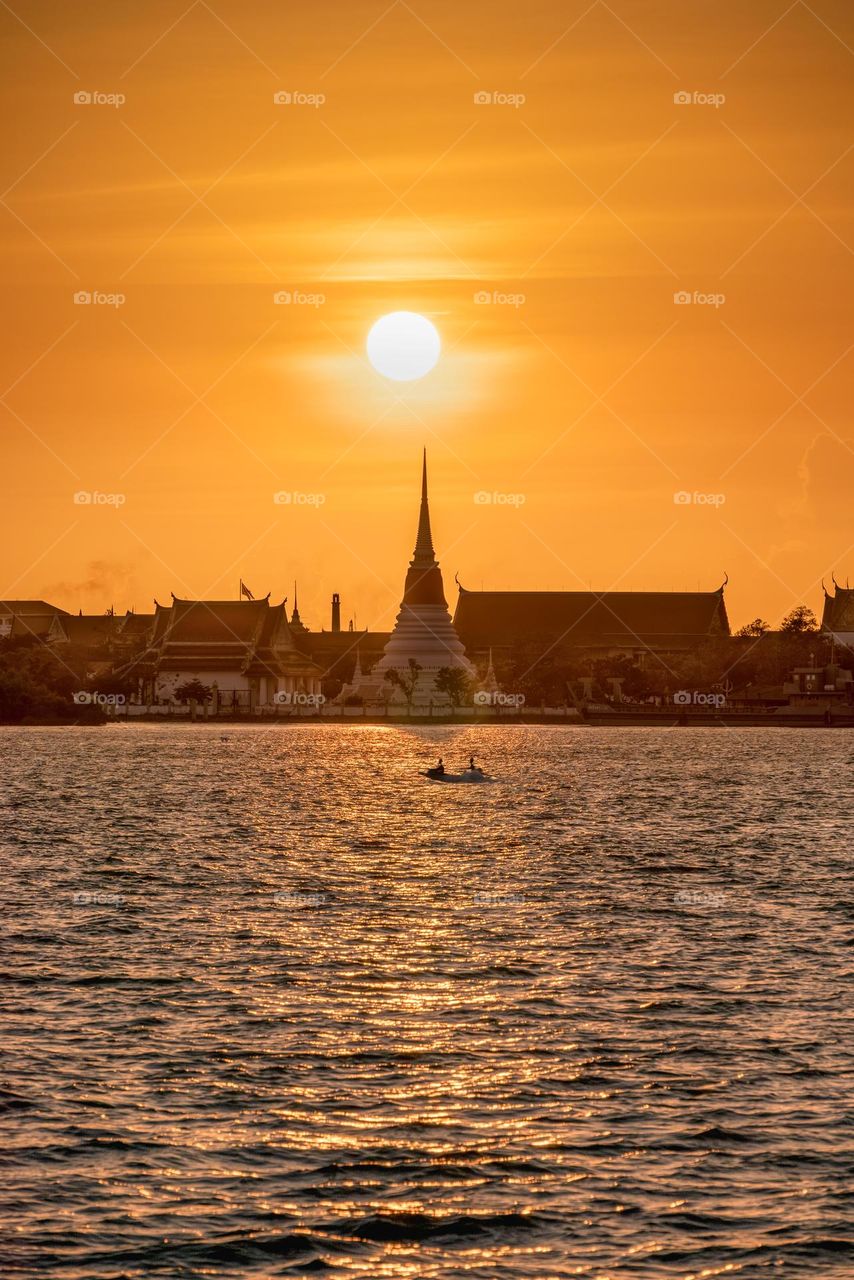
xmin=240 ymin=580 xmax=254 ymax=600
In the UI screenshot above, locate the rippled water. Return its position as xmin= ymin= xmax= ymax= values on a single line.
xmin=1 ymin=725 xmax=852 ymax=1278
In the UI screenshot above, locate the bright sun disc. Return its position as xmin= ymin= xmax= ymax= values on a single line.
xmin=366 ymin=311 xmax=441 ymax=381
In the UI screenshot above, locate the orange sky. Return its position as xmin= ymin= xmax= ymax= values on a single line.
xmin=2 ymin=0 xmax=853 ymax=633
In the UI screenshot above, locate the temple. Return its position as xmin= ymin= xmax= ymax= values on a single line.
xmin=339 ymin=450 xmax=475 ymax=704
xmin=120 ymin=595 xmax=322 ymax=709
xmin=821 ymin=579 xmax=854 ymax=654
xmin=453 ymin=584 xmax=731 ymax=666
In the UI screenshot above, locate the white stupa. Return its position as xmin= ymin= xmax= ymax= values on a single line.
xmin=341 ymin=450 xmax=475 ymax=705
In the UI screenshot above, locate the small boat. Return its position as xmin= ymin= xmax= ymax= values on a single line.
xmin=422 ymin=768 xmax=492 ymax=784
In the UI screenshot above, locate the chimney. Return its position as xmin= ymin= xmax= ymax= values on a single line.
xmin=331 ymin=592 xmax=341 ymax=633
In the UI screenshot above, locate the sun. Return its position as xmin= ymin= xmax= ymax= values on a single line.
xmin=366 ymin=311 xmax=441 ymax=382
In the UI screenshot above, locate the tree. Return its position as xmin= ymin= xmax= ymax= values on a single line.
xmin=384 ymin=658 xmax=421 ymax=709
xmin=0 ymin=636 xmax=101 ymax=723
xmin=508 ymin=638 xmax=584 ymax=706
xmin=591 ymin=654 xmax=657 ymax=701
xmin=736 ymin=618 xmax=771 ymax=637
xmin=434 ymin=666 xmax=473 ymax=707
xmin=174 ymin=679 xmax=212 ymax=705
xmin=780 ymin=606 xmax=818 ymax=634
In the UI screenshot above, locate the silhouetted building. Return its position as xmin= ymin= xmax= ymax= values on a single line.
xmin=339 ymin=450 xmax=475 ymax=704
xmin=784 ymin=659 xmax=853 ymax=706
xmin=0 ymin=600 xmax=69 ymax=641
xmin=821 ymin=580 xmax=854 ymax=654
xmin=453 ymin=584 xmax=730 ymax=665
xmin=122 ymin=595 xmax=321 ymax=707
xmin=51 ymin=613 xmax=119 ymax=650
xmin=292 ymin=629 xmax=390 ymax=692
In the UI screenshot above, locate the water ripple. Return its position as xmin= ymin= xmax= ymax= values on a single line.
xmin=1 ymin=725 xmax=852 ymax=1278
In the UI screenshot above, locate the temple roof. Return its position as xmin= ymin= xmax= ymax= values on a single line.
xmin=117 ymin=612 xmax=155 ymax=637
xmin=822 ymin=583 xmax=854 ymax=633
xmin=293 ymin=630 xmax=391 ymax=678
xmin=0 ymin=600 xmax=69 ymax=615
xmin=53 ymin=614 xmax=118 ymax=647
xmin=163 ymin=598 xmax=283 ymax=646
xmin=0 ymin=602 xmax=68 ymax=639
xmin=453 ymin=589 xmax=730 ymax=651
xmin=132 ymin=597 xmax=323 ymax=678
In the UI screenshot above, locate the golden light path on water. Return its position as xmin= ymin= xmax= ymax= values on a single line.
xmin=1 ymin=724 xmax=852 ymax=1278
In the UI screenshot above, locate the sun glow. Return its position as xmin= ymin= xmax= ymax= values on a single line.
xmin=366 ymin=311 xmax=441 ymax=382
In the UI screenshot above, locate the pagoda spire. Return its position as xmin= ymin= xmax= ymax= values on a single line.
xmin=401 ymin=449 xmax=446 ymax=608
xmin=413 ymin=447 xmax=435 ymax=564
xmin=337 ymin=446 xmax=476 ymax=705
xmin=290 ymin=581 xmax=307 ymax=632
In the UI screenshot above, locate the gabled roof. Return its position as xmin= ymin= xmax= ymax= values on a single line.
xmin=132 ymin=597 xmax=322 ymax=679
xmin=53 ymin=615 xmax=118 ymax=647
xmin=453 ymin=588 xmax=730 ymax=651
xmin=822 ymin=584 xmax=854 ymax=633
xmin=162 ymin=597 xmax=276 ymax=646
xmin=293 ymin=630 xmax=392 ymax=678
xmin=0 ymin=600 xmax=69 ymax=615
xmin=117 ymin=612 xmax=155 ymax=637
xmin=0 ymin=612 xmax=63 ymax=639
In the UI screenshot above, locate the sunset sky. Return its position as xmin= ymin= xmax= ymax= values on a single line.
xmin=2 ymin=0 xmax=852 ymax=633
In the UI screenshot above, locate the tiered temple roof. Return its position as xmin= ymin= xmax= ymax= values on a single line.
xmin=453 ymin=586 xmax=730 ymax=658
xmin=821 ymin=580 xmax=854 ymax=647
xmin=0 ymin=600 xmax=69 ymax=640
xmin=52 ymin=614 xmax=120 ymax=649
xmin=119 ymin=596 xmax=321 ymax=684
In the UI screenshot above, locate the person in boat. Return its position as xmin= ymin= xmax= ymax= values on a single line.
xmin=435 ymin=757 xmax=445 ymax=775
xmin=467 ymin=756 xmax=482 ymax=773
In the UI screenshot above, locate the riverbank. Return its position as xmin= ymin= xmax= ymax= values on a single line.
xmin=9 ymin=707 xmax=853 ymax=727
